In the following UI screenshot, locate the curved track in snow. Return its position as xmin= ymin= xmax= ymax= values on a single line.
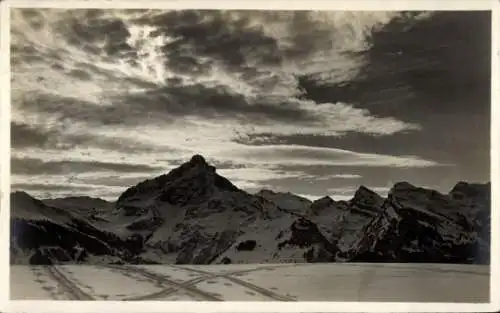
xmin=103 ymin=264 xmax=224 ymax=301
xmin=107 ymin=263 xmax=300 ymax=301
xmin=167 ymin=265 xmax=297 ymax=301
xmin=44 ymin=266 xmax=95 ymax=300
xmin=11 ymin=263 xmax=490 ymax=302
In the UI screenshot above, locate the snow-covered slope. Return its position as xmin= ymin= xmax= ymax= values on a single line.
xmin=42 ymin=196 xmax=114 ymax=216
xmin=10 ymin=191 xmax=151 ymax=265
xmin=10 ymin=155 xmax=490 ymax=265
xmin=255 ymin=189 xmax=312 ymax=213
xmin=344 ymin=182 xmax=490 ymax=264
xmin=305 ymin=186 xmax=385 ymax=256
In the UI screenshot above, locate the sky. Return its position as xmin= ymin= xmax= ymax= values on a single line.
xmin=10 ymin=9 xmax=491 ymax=201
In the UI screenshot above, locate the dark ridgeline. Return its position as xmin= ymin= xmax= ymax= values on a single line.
xmin=10 ymin=155 xmax=490 ymax=265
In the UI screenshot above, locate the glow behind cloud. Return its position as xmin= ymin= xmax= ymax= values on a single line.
xmin=11 ymin=9 xmax=481 ymax=201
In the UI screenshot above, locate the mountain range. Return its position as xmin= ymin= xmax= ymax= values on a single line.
xmin=10 ymin=155 xmax=491 ymax=265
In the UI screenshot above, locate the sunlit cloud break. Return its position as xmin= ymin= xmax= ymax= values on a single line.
xmin=11 ymin=9 xmax=478 ymax=200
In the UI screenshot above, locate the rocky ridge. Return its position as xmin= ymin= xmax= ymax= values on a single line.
xmin=10 ymin=155 xmax=491 ymax=265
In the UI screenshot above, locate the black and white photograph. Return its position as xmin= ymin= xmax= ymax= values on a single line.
xmin=3 ymin=0 xmax=498 ymax=308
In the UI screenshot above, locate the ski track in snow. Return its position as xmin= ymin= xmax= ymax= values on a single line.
xmin=43 ymin=266 xmax=95 ymax=300
xmin=107 ymin=263 xmax=303 ymax=301
xmin=11 ymin=263 xmax=490 ymax=302
xmin=104 ymin=264 xmax=224 ymax=301
xmin=52 ymin=265 xmax=167 ymax=300
xmin=167 ymin=264 xmax=298 ymax=301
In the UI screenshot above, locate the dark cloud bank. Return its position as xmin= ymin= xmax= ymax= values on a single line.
xmin=10 ymin=10 xmax=491 ymax=199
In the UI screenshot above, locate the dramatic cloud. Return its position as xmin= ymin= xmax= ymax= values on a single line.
xmin=11 ymin=157 xmax=164 ymax=175
xmin=10 ymin=9 xmax=490 ymax=199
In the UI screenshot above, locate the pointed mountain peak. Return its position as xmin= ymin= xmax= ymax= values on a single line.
xmin=450 ymin=181 xmax=490 ymax=192
xmin=387 ymin=182 xmax=424 ymax=201
xmin=116 ymin=155 xmax=239 ymax=206
xmin=351 ymin=186 xmax=383 ymax=205
xmin=449 ymin=181 xmax=490 ymax=199
xmin=256 ymin=189 xmax=276 ymax=196
xmin=163 ymin=154 xmax=219 ymax=180
xmin=11 ymin=190 xmax=33 ymax=198
xmin=314 ymin=195 xmax=335 ymax=205
xmin=11 ymin=190 xmax=41 ymax=205
xmin=392 ymin=181 xmax=417 ymax=191
xmin=348 ymin=186 xmax=384 ymax=215
xmin=451 ymin=181 xmax=470 ymax=190
xmin=10 ymin=190 xmax=49 ymax=215
xmin=189 ymin=154 xmax=208 ymax=166
xmin=353 ymin=185 xmax=379 ymax=199
xmin=174 ymin=154 xmax=214 ymax=174
xmin=310 ymin=196 xmax=336 ymax=213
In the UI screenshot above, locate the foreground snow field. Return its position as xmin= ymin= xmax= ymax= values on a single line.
xmin=11 ymin=263 xmax=489 ymax=302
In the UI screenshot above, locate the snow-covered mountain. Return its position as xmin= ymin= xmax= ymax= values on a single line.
xmin=342 ymin=182 xmax=491 ymax=264
xmin=10 ymin=155 xmax=490 ymax=265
